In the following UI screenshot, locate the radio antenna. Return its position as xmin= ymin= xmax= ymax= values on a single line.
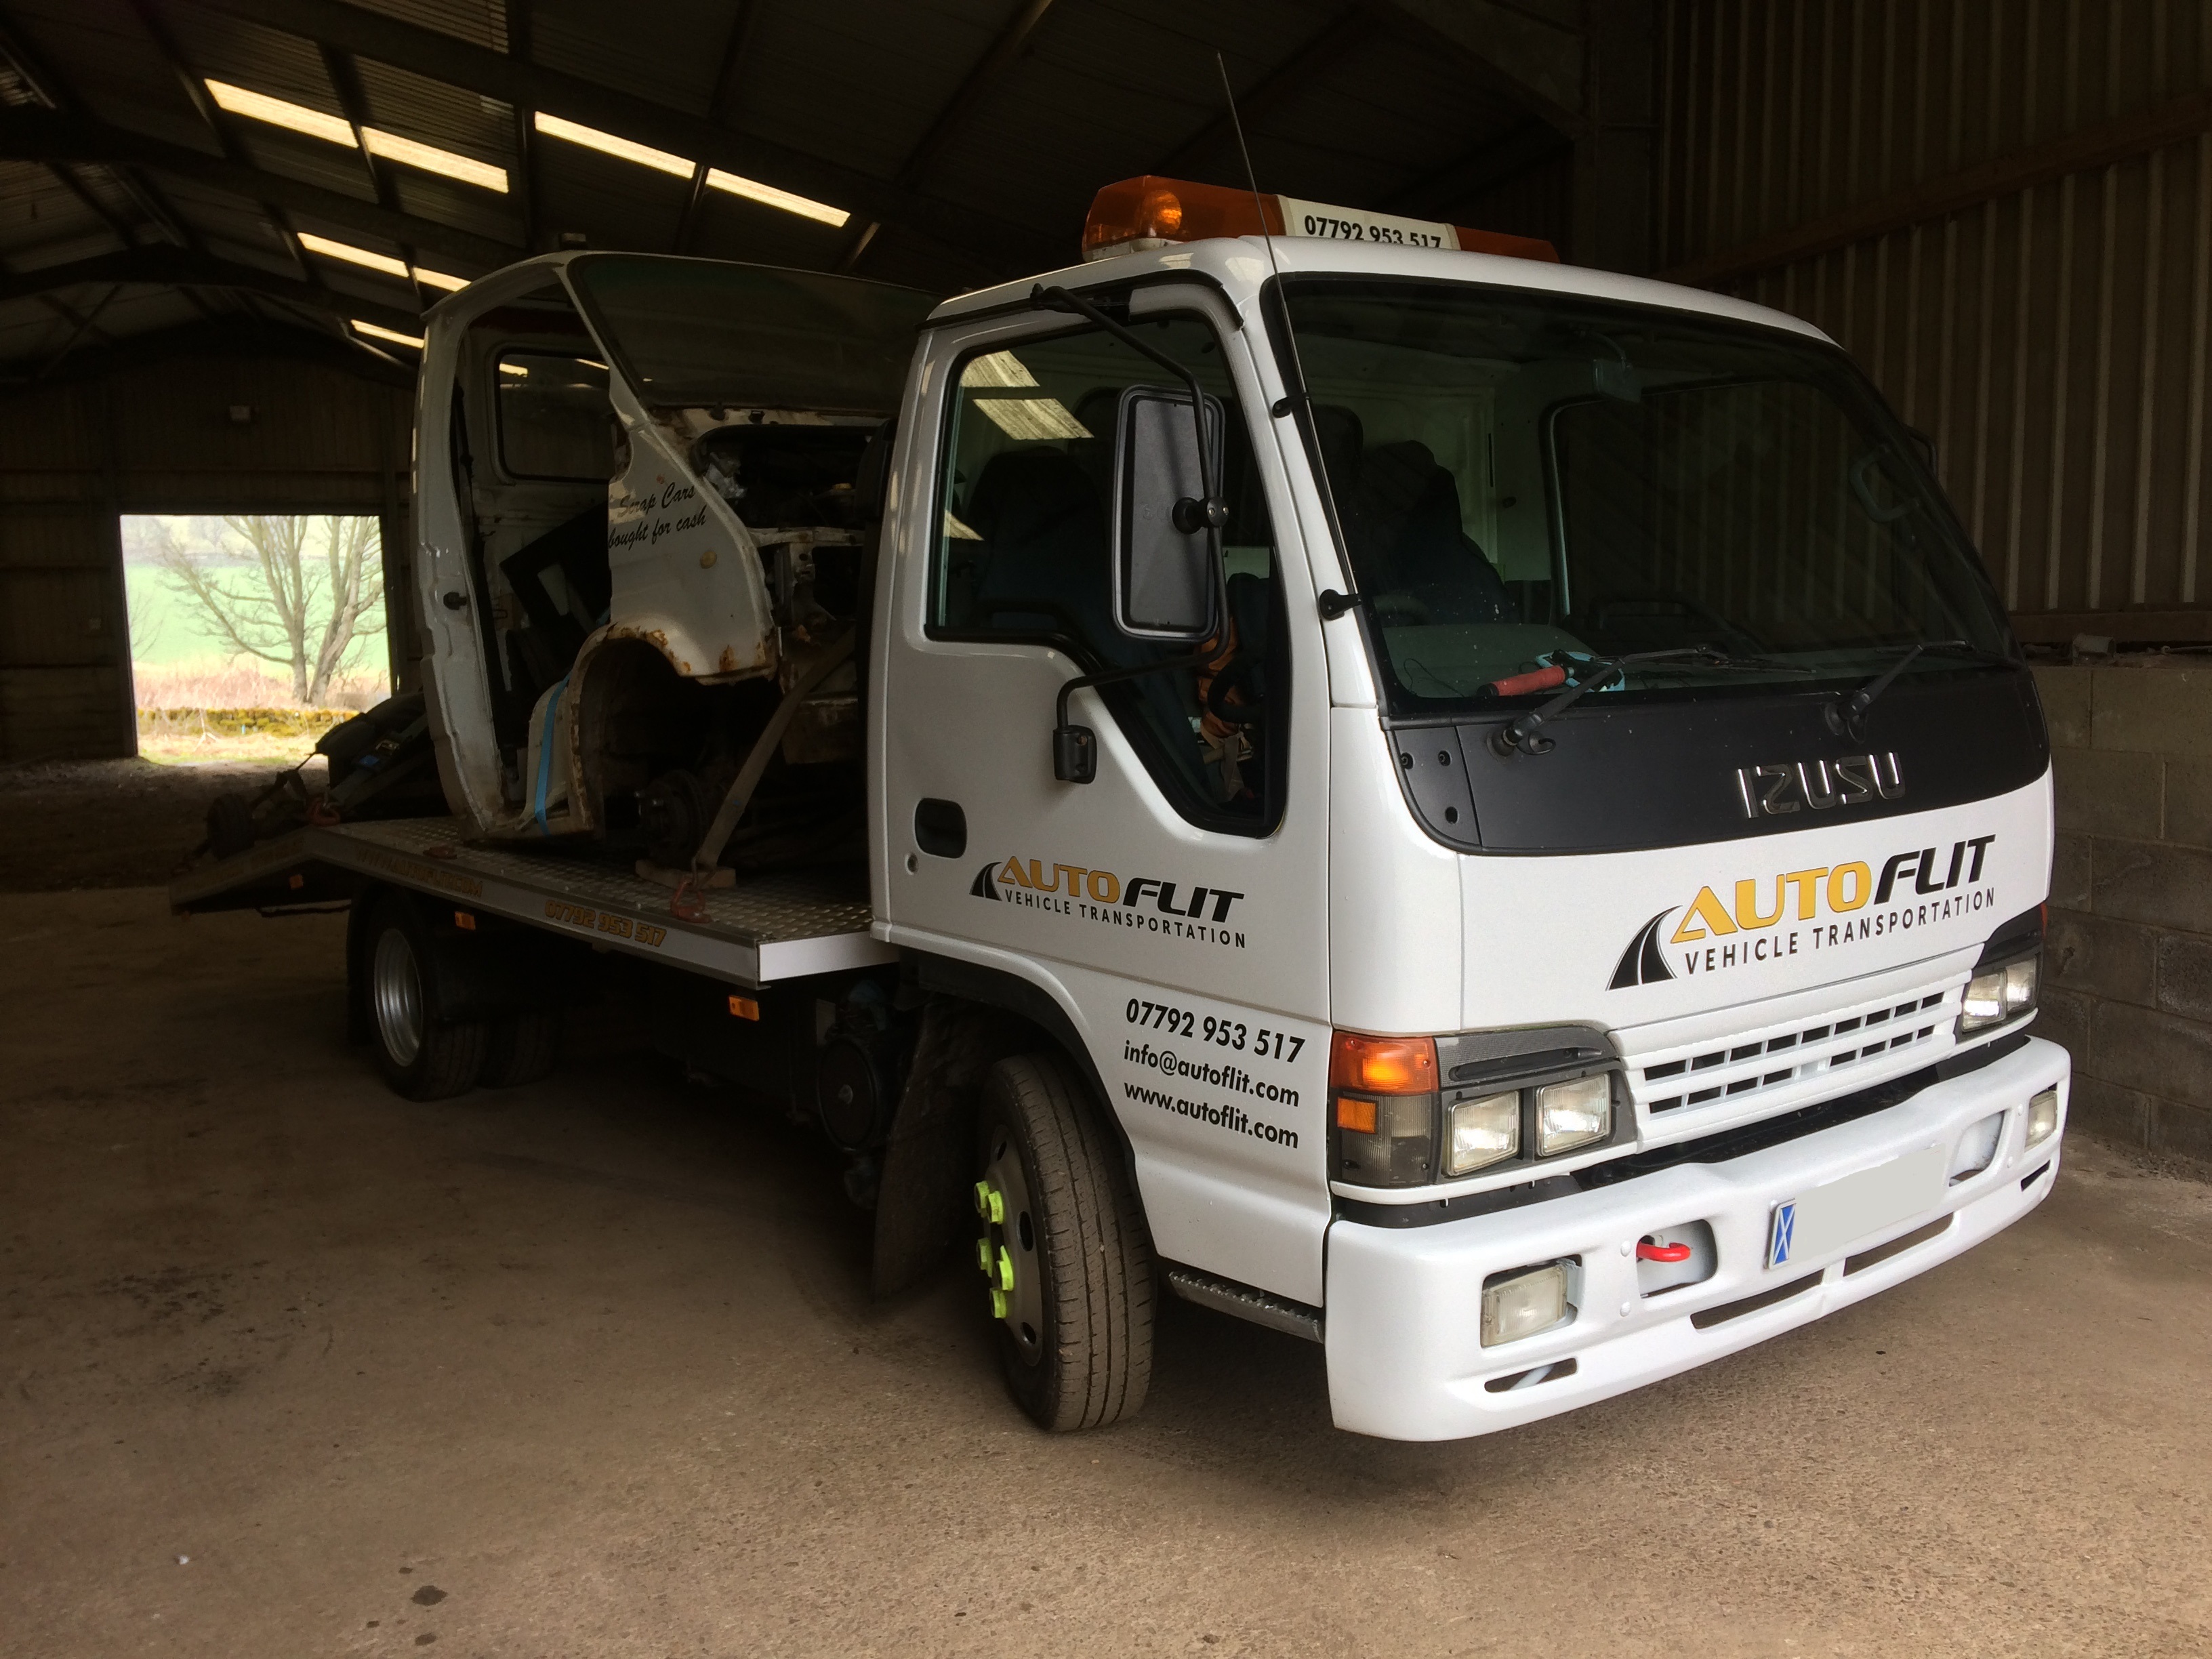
xmin=1216 ymin=54 xmax=1313 ymax=412
xmin=1216 ymin=52 xmax=1345 ymax=607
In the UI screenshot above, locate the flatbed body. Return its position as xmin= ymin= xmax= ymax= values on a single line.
xmin=169 ymin=817 xmax=890 ymax=989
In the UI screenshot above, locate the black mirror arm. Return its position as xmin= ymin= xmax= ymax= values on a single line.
xmin=1052 ymin=645 xmax=1218 ymax=785
xmin=1056 ymin=647 xmax=1218 ymax=732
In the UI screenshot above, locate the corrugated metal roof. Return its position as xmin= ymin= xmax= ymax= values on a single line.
xmin=0 ymin=0 xmax=1582 ymax=377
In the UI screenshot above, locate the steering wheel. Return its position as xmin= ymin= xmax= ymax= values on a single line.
xmin=1368 ymin=592 xmax=1432 ymax=627
xmin=1582 ymin=589 xmax=1768 ymax=655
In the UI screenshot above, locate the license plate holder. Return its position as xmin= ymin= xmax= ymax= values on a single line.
xmin=1767 ymin=1144 xmax=1946 ymax=1270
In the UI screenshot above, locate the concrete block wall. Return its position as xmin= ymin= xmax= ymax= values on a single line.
xmin=2034 ymin=663 xmax=2212 ymax=1162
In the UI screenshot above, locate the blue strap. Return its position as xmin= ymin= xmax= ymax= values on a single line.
xmin=533 ymin=674 xmax=570 ymax=836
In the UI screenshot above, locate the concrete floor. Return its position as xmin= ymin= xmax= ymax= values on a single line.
xmin=2 ymin=783 xmax=2209 ymax=1654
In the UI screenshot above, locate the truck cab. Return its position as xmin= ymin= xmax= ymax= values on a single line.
xmin=376 ymin=180 xmax=2068 ymax=1441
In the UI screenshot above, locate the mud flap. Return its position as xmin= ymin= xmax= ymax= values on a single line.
xmin=869 ymin=999 xmax=1034 ymax=1298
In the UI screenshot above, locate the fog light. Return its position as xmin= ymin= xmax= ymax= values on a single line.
xmin=1445 ymin=1090 xmax=1519 ymax=1176
xmin=1535 ymin=1074 xmax=1611 ymax=1155
xmin=2025 ymin=1086 xmax=2060 ymax=1148
xmin=1481 ymin=1260 xmax=1572 ymax=1347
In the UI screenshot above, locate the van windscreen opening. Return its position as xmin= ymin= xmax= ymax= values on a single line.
xmin=563 ymin=254 xmax=937 ymax=415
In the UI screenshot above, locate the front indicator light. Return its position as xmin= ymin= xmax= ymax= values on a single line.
xmin=2025 ymin=1086 xmax=2060 ymax=1148
xmin=1481 ymin=1261 xmax=1573 ymax=1347
xmin=1445 ymin=1090 xmax=1519 ymax=1176
xmin=1333 ymin=1091 xmax=1434 ymax=1184
xmin=1535 ymin=1074 xmax=1612 ymax=1155
xmin=2005 ymin=957 xmax=2039 ymax=1015
xmin=1330 ymin=1031 xmax=1439 ymax=1186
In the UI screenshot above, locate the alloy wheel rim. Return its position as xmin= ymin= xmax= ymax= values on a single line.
xmin=371 ymin=928 xmax=424 ymax=1067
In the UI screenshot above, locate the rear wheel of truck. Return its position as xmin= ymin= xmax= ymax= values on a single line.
xmin=973 ymin=1051 xmax=1154 ymax=1432
xmin=367 ymin=901 xmax=488 ymax=1101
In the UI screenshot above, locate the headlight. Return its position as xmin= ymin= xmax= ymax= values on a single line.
xmin=2025 ymin=1086 xmax=2060 ymax=1147
xmin=1960 ymin=952 xmax=2039 ymax=1034
xmin=1445 ymin=1090 xmax=1519 ymax=1176
xmin=1331 ymin=1027 xmax=1623 ymax=1191
xmin=1534 ymin=1074 xmax=1612 ymax=1155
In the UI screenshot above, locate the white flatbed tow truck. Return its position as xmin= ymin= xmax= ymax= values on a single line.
xmin=176 ymin=173 xmax=2070 ymax=1441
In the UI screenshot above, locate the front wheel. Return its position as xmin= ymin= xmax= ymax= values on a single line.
xmin=973 ymin=1052 xmax=1154 ymax=1431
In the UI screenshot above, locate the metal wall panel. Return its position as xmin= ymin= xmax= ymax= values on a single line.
xmin=0 ymin=354 xmax=413 ymax=762
xmin=1661 ymin=0 xmax=2212 ymax=635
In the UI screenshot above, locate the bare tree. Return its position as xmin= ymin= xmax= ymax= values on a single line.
xmin=155 ymin=515 xmax=386 ymax=704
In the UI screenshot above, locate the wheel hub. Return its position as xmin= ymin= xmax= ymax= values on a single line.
xmin=977 ymin=1130 xmax=1044 ymax=1362
xmin=371 ymin=928 xmax=424 ymax=1067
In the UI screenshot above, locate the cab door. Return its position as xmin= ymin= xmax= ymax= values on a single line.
xmin=415 ymin=260 xmax=612 ymax=828
xmin=874 ymin=287 xmax=1335 ymax=1305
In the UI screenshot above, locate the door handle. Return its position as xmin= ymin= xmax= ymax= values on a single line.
xmin=914 ymin=798 xmax=966 ymax=858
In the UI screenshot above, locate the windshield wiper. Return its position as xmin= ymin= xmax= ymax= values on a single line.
xmin=1826 ymin=638 xmax=2010 ymax=739
xmin=1491 ymin=647 xmax=1807 ymax=758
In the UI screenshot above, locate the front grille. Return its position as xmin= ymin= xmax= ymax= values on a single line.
xmin=1634 ymin=979 xmax=1959 ymax=1116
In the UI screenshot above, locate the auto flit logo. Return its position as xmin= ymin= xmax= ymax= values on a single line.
xmin=1610 ymin=834 xmax=2001 ymax=989
xmin=1610 ymin=909 xmax=1679 ymax=988
xmin=971 ymin=855 xmax=1242 ymax=918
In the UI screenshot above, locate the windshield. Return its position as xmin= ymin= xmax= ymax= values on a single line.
xmin=1273 ymin=278 xmax=2016 ymax=716
xmin=565 ymin=254 xmax=937 ymax=414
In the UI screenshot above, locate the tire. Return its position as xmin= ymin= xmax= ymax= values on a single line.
xmin=480 ymin=1008 xmax=562 ymax=1088
xmin=366 ymin=900 xmax=489 ymax=1101
xmin=973 ymin=1051 xmax=1154 ymax=1431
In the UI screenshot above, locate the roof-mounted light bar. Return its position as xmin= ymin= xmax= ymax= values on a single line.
xmin=1079 ymin=175 xmax=1558 ymax=264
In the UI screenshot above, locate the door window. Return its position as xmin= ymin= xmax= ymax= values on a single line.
xmin=930 ymin=317 xmax=1284 ymax=833
xmin=495 ymin=350 xmax=613 ymax=481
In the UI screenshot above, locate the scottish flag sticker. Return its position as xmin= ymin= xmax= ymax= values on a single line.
xmin=1767 ymin=1202 xmax=1797 ymax=1269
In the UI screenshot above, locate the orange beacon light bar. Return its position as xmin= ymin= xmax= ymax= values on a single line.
xmin=1079 ymin=174 xmax=1558 ymax=264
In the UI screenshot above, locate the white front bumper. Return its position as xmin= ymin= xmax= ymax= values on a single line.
xmin=1324 ymin=1037 xmax=2069 ymax=1440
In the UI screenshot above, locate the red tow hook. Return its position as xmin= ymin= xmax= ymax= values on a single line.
xmin=1637 ymin=1238 xmax=1693 ymax=1263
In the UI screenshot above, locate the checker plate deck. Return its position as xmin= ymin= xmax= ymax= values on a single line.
xmin=168 ymin=816 xmax=889 ymax=987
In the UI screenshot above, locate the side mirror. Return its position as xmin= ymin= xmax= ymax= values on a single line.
xmin=1048 ymin=384 xmax=1229 ymax=786
xmin=1111 ymin=386 xmax=1224 ymax=641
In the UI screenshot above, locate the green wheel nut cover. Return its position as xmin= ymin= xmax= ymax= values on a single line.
xmin=996 ymin=1246 xmax=1015 ymax=1292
